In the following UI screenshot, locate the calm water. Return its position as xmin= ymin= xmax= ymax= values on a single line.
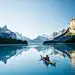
xmin=0 ymin=44 xmax=75 ymax=75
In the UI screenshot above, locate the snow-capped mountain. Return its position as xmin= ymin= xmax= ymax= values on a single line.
xmin=0 ymin=25 xmax=16 ymax=39
xmin=43 ymin=28 xmax=70 ymax=44
xmin=50 ymin=29 xmax=67 ymax=40
xmin=0 ymin=25 xmax=30 ymax=43
xmin=15 ymin=32 xmax=30 ymax=41
xmin=50 ymin=32 xmax=58 ymax=40
xmin=55 ymin=29 xmax=66 ymax=37
xmin=15 ymin=32 xmax=24 ymax=40
xmin=31 ymin=34 xmax=50 ymax=44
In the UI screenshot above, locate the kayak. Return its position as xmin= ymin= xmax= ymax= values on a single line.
xmin=40 ymin=55 xmax=56 ymax=66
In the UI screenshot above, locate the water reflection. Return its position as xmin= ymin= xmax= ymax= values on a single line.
xmin=0 ymin=44 xmax=75 ymax=75
xmin=70 ymin=51 xmax=75 ymax=67
xmin=50 ymin=43 xmax=75 ymax=68
xmin=0 ymin=44 xmax=75 ymax=66
xmin=0 ymin=46 xmax=29 ymax=64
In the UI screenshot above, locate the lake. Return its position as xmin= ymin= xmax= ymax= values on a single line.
xmin=0 ymin=43 xmax=75 ymax=75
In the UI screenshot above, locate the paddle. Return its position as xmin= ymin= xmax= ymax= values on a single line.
xmin=49 ymin=52 xmax=53 ymax=56
xmin=40 ymin=52 xmax=53 ymax=57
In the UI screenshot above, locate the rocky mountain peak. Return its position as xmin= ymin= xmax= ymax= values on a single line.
xmin=1 ymin=25 xmax=8 ymax=30
xmin=69 ymin=18 xmax=75 ymax=33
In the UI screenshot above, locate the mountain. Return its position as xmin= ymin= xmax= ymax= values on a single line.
xmin=43 ymin=28 xmax=70 ymax=44
xmin=50 ymin=29 xmax=66 ymax=39
xmin=43 ymin=18 xmax=75 ymax=44
xmin=31 ymin=34 xmax=50 ymax=44
xmin=15 ymin=32 xmax=31 ymax=44
xmin=50 ymin=32 xmax=58 ymax=40
xmin=0 ymin=25 xmax=28 ymax=44
xmin=0 ymin=25 xmax=29 ymax=41
xmin=15 ymin=32 xmax=29 ymax=40
xmin=0 ymin=25 xmax=16 ymax=39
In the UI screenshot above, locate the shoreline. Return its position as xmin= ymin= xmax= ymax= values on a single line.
xmin=0 ymin=44 xmax=28 ymax=46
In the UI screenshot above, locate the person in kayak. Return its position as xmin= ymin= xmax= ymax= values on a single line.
xmin=44 ymin=55 xmax=50 ymax=61
xmin=40 ymin=53 xmax=56 ymax=67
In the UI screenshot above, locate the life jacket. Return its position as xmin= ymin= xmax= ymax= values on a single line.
xmin=45 ymin=57 xmax=49 ymax=61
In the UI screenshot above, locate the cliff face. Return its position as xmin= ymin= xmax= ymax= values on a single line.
xmin=43 ymin=18 xmax=75 ymax=44
xmin=69 ymin=18 xmax=75 ymax=34
xmin=53 ymin=18 xmax=75 ymax=42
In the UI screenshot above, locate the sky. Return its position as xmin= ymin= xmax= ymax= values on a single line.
xmin=0 ymin=0 xmax=75 ymax=39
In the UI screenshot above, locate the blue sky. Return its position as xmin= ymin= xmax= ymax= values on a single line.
xmin=0 ymin=0 xmax=75 ymax=39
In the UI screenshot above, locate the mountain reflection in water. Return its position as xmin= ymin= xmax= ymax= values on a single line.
xmin=0 ymin=44 xmax=75 ymax=75
xmin=0 ymin=46 xmax=29 ymax=64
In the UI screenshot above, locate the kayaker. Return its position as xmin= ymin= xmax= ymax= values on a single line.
xmin=44 ymin=55 xmax=50 ymax=61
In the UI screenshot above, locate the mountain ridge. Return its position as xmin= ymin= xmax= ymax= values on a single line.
xmin=43 ymin=18 xmax=75 ymax=44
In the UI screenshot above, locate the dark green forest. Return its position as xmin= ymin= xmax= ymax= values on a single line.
xmin=0 ymin=38 xmax=28 ymax=45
